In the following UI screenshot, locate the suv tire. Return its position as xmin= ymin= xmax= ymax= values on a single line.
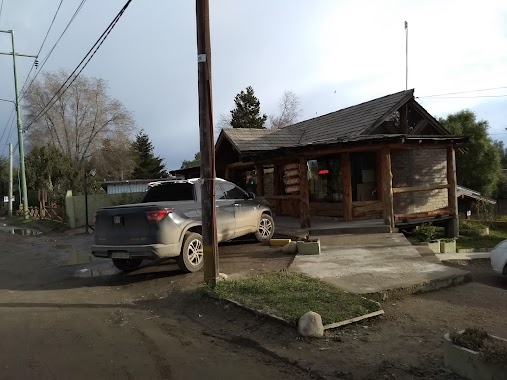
xmin=178 ymin=232 xmax=204 ymax=273
xmin=255 ymin=214 xmax=275 ymax=242
xmin=112 ymin=258 xmax=143 ymax=272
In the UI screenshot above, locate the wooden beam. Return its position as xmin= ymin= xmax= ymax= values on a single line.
xmin=255 ymin=163 xmax=264 ymax=196
xmin=395 ymin=209 xmax=455 ymax=220
xmin=341 ymin=152 xmax=353 ymax=222
xmin=393 ymin=184 xmax=450 ymax=194
xmin=376 ymin=151 xmax=383 ymax=202
xmin=225 ymin=161 xmax=255 ymax=170
xmin=379 ymin=147 xmax=394 ymax=230
xmin=447 ymin=146 xmax=458 ymax=214
xmin=299 ymin=157 xmax=311 ymax=228
xmin=400 ymin=104 xmax=408 ymax=133
xmin=410 ymin=119 xmax=428 ymax=135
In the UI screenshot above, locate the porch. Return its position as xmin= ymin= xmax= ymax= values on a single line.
xmin=273 ymin=216 xmax=390 ymax=238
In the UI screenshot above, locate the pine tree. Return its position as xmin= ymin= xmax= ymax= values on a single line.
xmin=230 ymin=86 xmax=267 ymax=129
xmin=131 ymin=131 xmax=167 ymax=179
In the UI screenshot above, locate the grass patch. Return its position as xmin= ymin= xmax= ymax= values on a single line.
xmin=457 ymin=228 xmax=507 ymax=250
xmin=205 ymin=271 xmax=381 ymax=326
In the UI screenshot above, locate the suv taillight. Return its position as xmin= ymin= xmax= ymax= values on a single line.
xmin=146 ymin=209 xmax=173 ymax=222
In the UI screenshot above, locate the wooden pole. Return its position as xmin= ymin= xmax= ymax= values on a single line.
xmin=341 ymin=153 xmax=353 ymax=222
xmin=196 ymin=0 xmax=218 ymax=287
xmin=447 ymin=146 xmax=458 ymax=214
xmin=299 ymin=157 xmax=311 ymax=228
xmin=380 ymin=148 xmax=395 ymax=230
xmin=255 ymin=163 xmax=264 ymax=196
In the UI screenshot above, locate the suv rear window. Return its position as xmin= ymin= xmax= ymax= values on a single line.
xmin=142 ymin=183 xmax=195 ymax=202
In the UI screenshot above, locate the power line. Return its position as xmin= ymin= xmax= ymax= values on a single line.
xmin=0 ymin=114 xmax=16 ymax=157
xmin=25 ymin=0 xmax=133 ymax=131
xmin=418 ymin=86 xmax=507 ymax=98
xmin=0 ymin=107 xmax=15 ymax=148
xmin=18 ymin=0 xmax=65 ymax=97
xmin=417 ymin=94 xmax=507 ymax=100
xmin=19 ymin=0 xmax=87 ymax=99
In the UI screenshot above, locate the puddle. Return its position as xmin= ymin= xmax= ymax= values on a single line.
xmin=60 ymin=247 xmax=93 ymax=266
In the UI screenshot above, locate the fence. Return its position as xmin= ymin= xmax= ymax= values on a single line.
xmin=65 ymin=190 xmax=145 ymax=228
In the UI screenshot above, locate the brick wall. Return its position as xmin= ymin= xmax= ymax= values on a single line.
xmin=391 ymin=148 xmax=448 ymax=214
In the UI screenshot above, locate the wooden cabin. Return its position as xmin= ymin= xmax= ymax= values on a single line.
xmin=215 ymin=89 xmax=466 ymax=237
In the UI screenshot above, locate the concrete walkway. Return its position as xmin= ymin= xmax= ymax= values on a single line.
xmin=290 ymin=233 xmax=471 ymax=297
xmin=437 ymin=252 xmax=491 ymax=261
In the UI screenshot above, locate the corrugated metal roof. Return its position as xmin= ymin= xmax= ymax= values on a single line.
xmin=221 ymin=89 xmax=414 ymax=153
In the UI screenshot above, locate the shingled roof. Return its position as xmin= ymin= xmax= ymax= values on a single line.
xmin=220 ymin=89 xmax=420 ymax=154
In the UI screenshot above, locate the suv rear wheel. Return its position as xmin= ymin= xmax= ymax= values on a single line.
xmin=178 ymin=232 xmax=204 ymax=273
xmin=255 ymin=214 xmax=274 ymax=242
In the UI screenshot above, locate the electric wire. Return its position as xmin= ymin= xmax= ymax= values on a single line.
xmin=24 ymin=0 xmax=133 ymax=131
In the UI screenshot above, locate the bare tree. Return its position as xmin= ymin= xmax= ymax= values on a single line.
xmin=23 ymin=70 xmax=135 ymax=169
xmin=214 ymin=113 xmax=232 ymax=134
xmin=269 ymin=91 xmax=302 ymax=129
xmin=89 ymin=136 xmax=137 ymax=181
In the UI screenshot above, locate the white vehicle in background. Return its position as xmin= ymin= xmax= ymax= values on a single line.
xmin=491 ymin=241 xmax=507 ymax=275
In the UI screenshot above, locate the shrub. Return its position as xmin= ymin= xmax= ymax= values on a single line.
xmin=451 ymin=328 xmax=507 ymax=364
xmin=415 ymin=223 xmax=438 ymax=242
xmin=450 ymin=328 xmax=490 ymax=352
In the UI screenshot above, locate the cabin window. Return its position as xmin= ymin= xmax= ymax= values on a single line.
xmin=307 ymin=157 xmax=343 ymax=202
xmin=351 ymin=152 xmax=377 ymax=201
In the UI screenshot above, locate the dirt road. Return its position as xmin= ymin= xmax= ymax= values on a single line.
xmin=0 ymin=226 xmax=310 ymax=380
xmin=2 ymin=222 xmax=507 ymax=380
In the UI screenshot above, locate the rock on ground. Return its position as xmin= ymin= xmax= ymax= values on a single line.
xmin=298 ymin=311 xmax=324 ymax=338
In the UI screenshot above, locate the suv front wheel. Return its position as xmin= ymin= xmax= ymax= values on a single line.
xmin=255 ymin=214 xmax=274 ymax=242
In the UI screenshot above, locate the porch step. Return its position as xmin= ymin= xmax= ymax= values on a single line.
xmin=309 ymin=225 xmax=394 ymax=236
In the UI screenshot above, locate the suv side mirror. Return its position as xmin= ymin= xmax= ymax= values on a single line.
xmin=247 ymin=192 xmax=256 ymax=199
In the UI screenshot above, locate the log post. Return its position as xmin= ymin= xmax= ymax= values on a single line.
xmin=446 ymin=146 xmax=459 ymax=238
xmin=379 ymin=147 xmax=395 ymax=230
xmin=341 ymin=152 xmax=353 ymax=222
xmin=255 ymin=163 xmax=264 ymax=196
xmin=299 ymin=157 xmax=311 ymax=228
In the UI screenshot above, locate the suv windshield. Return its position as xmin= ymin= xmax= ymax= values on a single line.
xmin=142 ymin=182 xmax=195 ymax=202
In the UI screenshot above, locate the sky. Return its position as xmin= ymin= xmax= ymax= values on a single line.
xmin=0 ymin=0 xmax=506 ymax=170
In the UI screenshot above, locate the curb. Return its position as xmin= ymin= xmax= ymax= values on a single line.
xmin=364 ymin=271 xmax=472 ymax=301
xmin=457 ymin=248 xmax=493 ymax=253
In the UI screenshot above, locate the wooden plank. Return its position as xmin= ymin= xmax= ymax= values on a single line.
xmin=379 ymin=147 xmax=394 ymax=230
xmin=395 ymin=208 xmax=455 ymax=220
xmin=410 ymin=119 xmax=428 ymax=135
xmin=352 ymin=201 xmax=383 ymax=218
xmin=447 ymin=146 xmax=458 ymax=214
xmin=255 ymin=163 xmax=264 ymax=196
xmin=376 ymin=151 xmax=383 ymax=202
xmin=400 ymin=104 xmax=408 ymax=133
xmin=299 ymin=157 xmax=311 ymax=228
xmin=264 ymin=195 xmax=300 ymax=200
xmin=225 ymin=161 xmax=255 ymax=170
xmin=341 ymin=152 xmax=353 ymax=222
xmin=323 ymin=309 xmax=385 ymax=330
xmin=393 ymin=184 xmax=450 ymax=194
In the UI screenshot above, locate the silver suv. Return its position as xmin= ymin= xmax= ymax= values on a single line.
xmin=92 ymin=178 xmax=275 ymax=272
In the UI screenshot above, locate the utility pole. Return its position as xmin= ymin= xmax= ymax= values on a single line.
xmin=405 ymin=21 xmax=408 ymax=90
xmin=0 ymin=30 xmax=37 ymax=220
xmin=8 ymin=143 xmax=13 ymax=216
xmin=196 ymin=0 xmax=219 ymax=287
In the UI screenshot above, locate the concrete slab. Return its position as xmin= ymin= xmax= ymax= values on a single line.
xmin=274 ymin=217 xmax=392 ymax=238
xmin=438 ymin=252 xmax=491 ymax=261
xmin=290 ymin=233 xmax=471 ymax=298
